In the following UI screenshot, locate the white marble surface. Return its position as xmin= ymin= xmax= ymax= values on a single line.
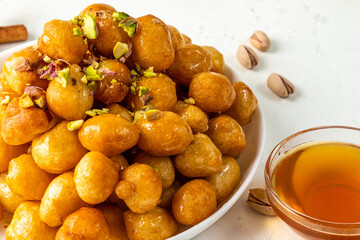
xmin=1 ymin=0 xmax=360 ymax=239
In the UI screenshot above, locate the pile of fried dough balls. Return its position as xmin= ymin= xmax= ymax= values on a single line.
xmin=0 ymin=3 xmax=258 ymax=240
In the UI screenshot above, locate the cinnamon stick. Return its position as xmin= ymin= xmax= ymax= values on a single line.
xmin=0 ymin=24 xmax=28 ymax=43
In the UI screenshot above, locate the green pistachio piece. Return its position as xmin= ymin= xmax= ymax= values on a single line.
xmin=138 ymin=86 xmax=149 ymax=97
xmin=135 ymin=63 xmax=142 ymax=73
xmin=111 ymin=79 xmax=117 ymax=84
xmin=87 ymin=81 xmax=97 ymax=92
xmin=73 ymin=27 xmax=82 ymax=36
xmin=130 ymin=69 xmax=140 ymax=76
xmin=0 ymin=95 xmax=10 ymax=105
xmin=112 ymin=12 xmax=129 ymax=22
xmin=83 ymin=14 xmax=98 ymax=40
xmin=85 ymin=110 xmax=97 ymax=117
xmin=184 ymin=98 xmax=195 ymax=105
xmin=144 ymin=109 xmax=162 ymax=121
xmin=80 ymin=75 xmax=88 ymax=84
xmin=118 ymin=17 xmax=137 ymax=37
xmin=34 ymin=96 xmax=46 ymax=109
xmin=43 ymin=55 xmax=51 ymax=63
xmin=84 ymin=66 xmax=101 ymax=81
xmin=143 ymin=67 xmax=156 ymax=78
xmin=70 ymin=16 xmax=84 ymax=27
xmin=113 ymin=42 xmax=129 ymax=59
xmin=153 ymin=166 xmax=159 ymax=173
xmin=56 ymin=68 xmax=70 ymax=88
xmin=93 ymin=108 xmax=109 ymax=115
xmin=19 ymin=93 xmax=34 ymax=108
xmin=67 ymin=120 xmax=84 ymax=131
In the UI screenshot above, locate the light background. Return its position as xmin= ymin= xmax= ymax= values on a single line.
xmin=1 ymin=0 xmax=360 ymax=239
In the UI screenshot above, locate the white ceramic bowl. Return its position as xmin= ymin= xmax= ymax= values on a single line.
xmin=0 ymin=41 xmax=265 ymax=240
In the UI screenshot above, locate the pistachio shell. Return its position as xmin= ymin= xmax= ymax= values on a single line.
xmin=267 ymin=73 xmax=295 ymax=98
xmin=249 ymin=31 xmax=270 ymax=52
xmin=247 ymin=188 xmax=276 ymax=216
xmin=236 ymin=45 xmax=258 ymax=69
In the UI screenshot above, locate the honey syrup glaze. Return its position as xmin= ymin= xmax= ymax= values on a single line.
xmin=272 ymin=142 xmax=360 ymax=223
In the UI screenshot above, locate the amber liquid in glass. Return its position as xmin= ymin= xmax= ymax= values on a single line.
xmin=272 ymin=142 xmax=360 ymax=223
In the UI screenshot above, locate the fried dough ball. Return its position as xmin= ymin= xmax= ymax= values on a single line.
xmin=158 ymin=180 xmax=181 ymax=210
xmin=174 ymin=133 xmax=222 ymax=177
xmin=206 ymin=156 xmax=241 ymax=203
xmin=167 ymin=25 xmax=185 ymax=50
xmin=7 ymin=154 xmax=55 ymax=200
xmin=0 ymin=136 xmax=28 ymax=172
xmin=46 ymin=65 xmax=94 ymax=120
xmin=56 ymin=207 xmax=110 ymax=240
xmin=0 ymin=172 xmax=25 ymax=213
xmin=78 ymin=114 xmax=139 ymax=157
xmin=111 ymin=154 xmax=129 ymax=172
xmin=74 ymin=151 xmax=119 ymax=204
xmin=95 ymin=60 xmax=131 ymax=104
xmin=167 ymin=44 xmax=212 ymax=86
xmin=182 ymin=33 xmax=192 ymax=44
xmin=32 ymin=121 xmax=88 ymax=174
xmin=172 ymin=179 xmax=217 ymax=225
xmin=6 ymin=202 xmax=58 ymax=240
xmin=225 ymin=81 xmax=258 ymax=125
xmin=135 ymin=111 xmax=193 ymax=156
xmin=80 ymin=6 xmax=130 ymax=57
xmin=37 ymin=20 xmax=87 ymax=64
xmin=125 ymin=74 xmax=177 ymax=111
xmin=202 ymin=46 xmax=226 ymax=74
xmin=40 ymin=172 xmax=89 ymax=227
xmin=1 ymin=98 xmax=49 ymax=145
xmin=1 ymin=47 xmax=48 ymax=94
xmin=172 ymin=101 xmax=208 ymax=133
xmin=96 ymin=203 xmax=129 ymax=240
xmin=124 ymin=207 xmax=178 ymax=240
xmin=131 ymin=15 xmax=175 ymax=72
xmin=207 ymin=115 xmax=246 ymax=157
xmin=108 ymin=103 xmax=133 ymax=121
xmin=115 ymin=163 xmax=162 ymax=213
xmin=189 ymin=72 xmax=235 ymax=113
xmin=133 ymin=151 xmax=175 ymax=189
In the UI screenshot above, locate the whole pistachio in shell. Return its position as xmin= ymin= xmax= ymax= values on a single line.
xmin=267 ymin=73 xmax=295 ymax=98
xmin=236 ymin=44 xmax=258 ymax=69
xmin=249 ymin=31 xmax=270 ymax=52
xmin=247 ymin=188 xmax=276 ymax=216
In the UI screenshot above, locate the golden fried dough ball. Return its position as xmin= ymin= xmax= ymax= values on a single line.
xmin=172 ymin=101 xmax=209 ymax=133
xmin=172 ymin=179 xmax=217 ymax=225
xmin=6 ymin=202 xmax=57 ymax=240
xmin=46 ymin=65 xmax=94 ymax=120
xmin=32 ymin=121 xmax=88 ymax=174
xmin=111 ymin=154 xmax=129 ymax=172
xmin=202 ymin=46 xmax=226 ymax=74
xmin=0 ymin=136 xmax=28 ymax=172
xmin=182 ymin=33 xmax=192 ymax=44
xmin=124 ymin=207 xmax=178 ymax=240
xmin=167 ymin=44 xmax=212 ymax=86
xmin=7 ymin=154 xmax=55 ymax=200
xmin=225 ymin=81 xmax=258 ymax=125
xmin=108 ymin=103 xmax=133 ymax=121
xmin=79 ymin=3 xmax=116 ymax=15
xmin=189 ymin=72 xmax=235 ymax=113
xmin=0 ymin=172 xmax=25 ymax=213
xmin=206 ymin=156 xmax=241 ymax=203
xmin=96 ymin=203 xmax=129 ymax=240
xmin=207 ymin=115 xmax=246 ymax=157
xmin=37 ymin=20 xmax=88 ymax=64
xmin=74 ymin=151 xmax=119 ymax=204
xmin=56 ymin=207 xmax=110 ymax=240
xmin=1 ymin=98 xmax=49 ymax=145
xmin=159 ymin=180 xmax=181 ymax=210
xmin=1 ymin=47 xmax=48 ymax=94
xmin=95 ymin=60 xmax=131 ymax=104
xmin=174 ymin=133 xmax=222 ymax=177
xmin=0 ymin=202 xmax=3 ymax=221
xmin=115 ymin=163 xmax=162 ymax=213
xmin=133 ymin=151 xmax=175 ymax=189
xmin=167 ymin=25 xmax=185 ymax=50
xmin=135 ymin=111 xmax=193 ymax=156
xmin=125 ymin=74 xmax=177 ymax=111
xmin=40 ymin=172 xmax=89 ymax=227
xmin=131 ymin=15 xmax=175 ymax=72
xmin=78 ymin=114 xmax=139 ymax=157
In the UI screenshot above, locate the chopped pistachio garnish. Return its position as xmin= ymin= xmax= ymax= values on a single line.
xmin=1 ymin=95 xmax=10 ymax=105
xmin=133 ymin=110 xmax=143 ymax=122
xmin=93 ymin=108 xmax=109 ymax=115
xmin=55 ymin=60 xmax=61 ymax=65
xmin=85 ymin=110 xmax=97 ymax=117
xmin=144 ymin=109 xmax=162 ymax=121
xmin=70 ymin=16 xmax=84 ymax=26
xmin=111 ymin=79 xmax=117 ymax=84
xmin=138 ymin=86 xmax=149 ymax=97
xmin=55 ymin=68 xmax=70 ymax=88
xmin=135 ymin=63 xmax=142 ymax=73
xmin=87 ymin=81 xmax=97 ymax=92
xmin=85 ymin=66 xmax=101 ymax=81
xmin=153 ymin=166 xmax=159 ymax=173
xmin=159 ymin=73 xmax=164 ymax=77
xmin=67 ymin=120 xmax=84 ymax=131
xmin=43 ymin=65 xmax=49 ymax=71
xmin=84 ymin=38 xmax=88 ymax=45
xmin=130 ymin=81 xmax=137 ymax=95
xmin=73 ymin=27 xmax=82 ymax=36
xmin=80 ymin=75 xmax=88 ymax=84
xmin=184 ymin=98 xmax=196 ymax=105
xmin=143 ymin=67 xmax=156 ymax=78
xmin=83 ymin=14 xmax=98 ymax=39
xmin=38 ymin=52 xmax=42 ymax=57
xmin=43 ymin=55 xmax=51 ymax=63
xmin=25 ymin=83 xmax=30 ymax=86
xmin=112 ymin=12 xmax=129 ymax=22
xmin=34 ymin=96 xmax=46 ymax=109
xmin=130 ymin=69 xmax=140 ymax=76
xmin=118 ymin=17 xmax=137 ymax=37
xmin=19 ymin=93 xmax=34 ymax=108
xmin=113 ymin=42 xmax=129 ymax=59
xmin=93 ymin=62 xmax=99 ymax=69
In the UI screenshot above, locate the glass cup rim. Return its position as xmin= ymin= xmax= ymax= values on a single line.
xmin=265 ymin=125 xmax=360 ymax=228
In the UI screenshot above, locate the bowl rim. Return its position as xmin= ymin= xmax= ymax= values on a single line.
xmin=265 ymin=125 xmax=360 ymax=228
